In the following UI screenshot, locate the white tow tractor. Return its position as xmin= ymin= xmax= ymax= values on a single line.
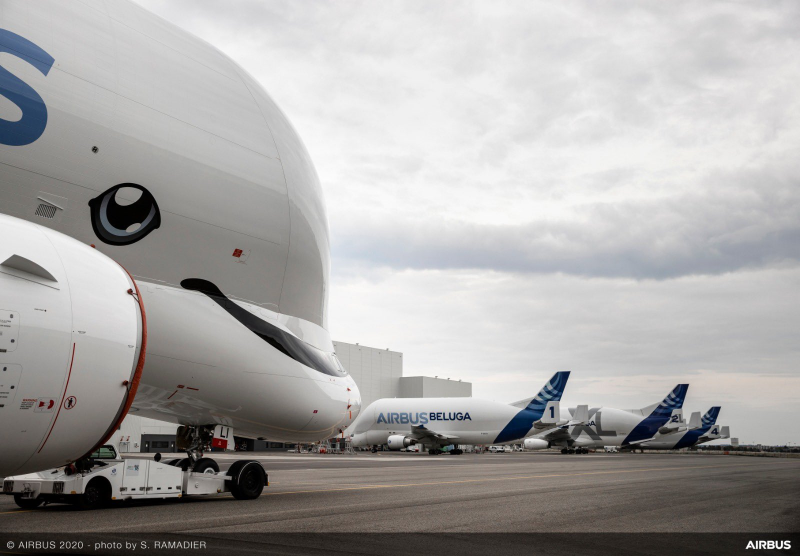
xmin=2 ymin=446 xmax=267 ymax=510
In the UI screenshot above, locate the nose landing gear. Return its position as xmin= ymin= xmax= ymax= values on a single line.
xmin=175 ymin=425 xmax=218 ymax=472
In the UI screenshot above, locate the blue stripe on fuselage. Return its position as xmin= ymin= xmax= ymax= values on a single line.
xmin=673 ymin=428 xmax=706 ymax=450
xmin=622 ymin=415 xmax=667 ymax=446
xmin=673 ymin=408 xmax=720 ymax=449
xmin=494 ymin=407 xmax=543 ymax=444
xmin=622 ymin=384 xmax=688 ymax=446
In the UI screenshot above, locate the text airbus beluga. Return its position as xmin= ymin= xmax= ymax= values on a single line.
xmin=0 ymin=0 xmax=360 ymax=479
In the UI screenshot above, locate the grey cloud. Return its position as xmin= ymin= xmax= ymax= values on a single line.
xmin=332 ymin=166 xmax=800 ymax=279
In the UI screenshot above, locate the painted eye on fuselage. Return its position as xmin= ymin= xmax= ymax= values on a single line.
xmin=88 ymin=183 xmax=161 ymax=246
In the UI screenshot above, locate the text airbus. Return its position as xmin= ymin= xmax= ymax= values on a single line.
xmin=376 ymin=412 xmax=472 ymax=425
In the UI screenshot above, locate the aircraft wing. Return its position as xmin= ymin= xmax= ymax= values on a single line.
xmin=530 ymin=425 xmax=573 ymax=444
xmin=410 ymin=425 xmax=459 ymax=442
xmin=626 ymin=437 xmax=656 ymax=446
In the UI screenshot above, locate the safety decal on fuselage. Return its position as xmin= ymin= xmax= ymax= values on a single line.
xmin=232 ymin=248 xmax=250 ymax=263
xmin=32 ymin=397 xmax=56 ymax=412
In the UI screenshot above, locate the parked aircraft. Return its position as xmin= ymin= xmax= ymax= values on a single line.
xmin=640 ymin=407 xmax=723 ymax=450
xmin=523 ymin=384 xmax=689 ymax=454
xmin=349 ymin=372 xmax=570 ymax=454
xmin=0 ymin=0 xmax=360 ymax=477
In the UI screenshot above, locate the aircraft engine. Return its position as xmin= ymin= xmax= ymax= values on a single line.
xmin=523 ymin=438 xmax=550 ymax=450
xmin=386 ymin=435 xmax=416 ymax=450
xmin=0 ymin=215 xmax=145 ymax=476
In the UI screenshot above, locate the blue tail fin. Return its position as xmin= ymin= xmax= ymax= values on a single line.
xmin=701 ymin=406 xmax=721 ymax=427
xmin=647 ymin=384 xmax=689 ymax=419
xmin=494 ymin=371 xmax=571 ymax=444
xmin=673 ymin=406 xmax=722 ymax=449
xmin=525 ymin=371 xmax=570 ymax=413
xmin=622 ymin=384 xmax=689 ymax=446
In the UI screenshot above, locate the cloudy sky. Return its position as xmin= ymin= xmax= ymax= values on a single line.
xmin=135 ymin=0 xmax=800 ymax=445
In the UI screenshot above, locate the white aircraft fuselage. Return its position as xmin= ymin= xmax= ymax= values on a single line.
xmin=349 ymin=372 xmax=571 ymax=450
xmin=350 ymin=397 xmax=523 ymax=448
xmin=526 ymin=385 xmax=690 ymax=450
xmin=0 ymin=0 xmax=360 ymax=476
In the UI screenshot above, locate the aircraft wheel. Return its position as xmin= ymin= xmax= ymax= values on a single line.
xmin=192 ymin=457 xmax=219 ymax=474
xmin=568 ymin=449 xmax=575 ymax=454
xmin=13 ymin=494 xmax=43 ymax=510
xmin=561 ymin=448 xmax=568 ymax=454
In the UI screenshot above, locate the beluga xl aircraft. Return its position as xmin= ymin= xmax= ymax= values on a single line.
xmin=348 ymin=372 xmax=571 ymax=454
xmin=637 ymin=407 xmax=726 ymax=450
xmin=0 ymin=0 xmax=361 ymax=488
xmin=524 ymin=384 xmax=690 ymax=454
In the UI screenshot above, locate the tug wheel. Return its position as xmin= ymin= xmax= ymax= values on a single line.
xmin=76 ymin=478 xmax=111 ymax=511
xmin=227 ymin=460 xmax=266 ymax=500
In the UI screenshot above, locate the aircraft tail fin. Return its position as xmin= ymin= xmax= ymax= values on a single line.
xmin=644 ymin=384 xmax=689 ymax=419
xmin=687 ymin=411 xmax=701 ymax=430
xmin=567 ymin=404 xmax=589 ymax=426
xmin=496 ymin=372 xmax=571 ymax=443
xmin=701 ymin=406 xmax=721 ymax=427
xmin=525 ymin=371 xmax=570 ymax=411
xmin=510 ymin=371 xmax=570 ymax=412
xmin=720 ymin=425 xmax=730 ymax=439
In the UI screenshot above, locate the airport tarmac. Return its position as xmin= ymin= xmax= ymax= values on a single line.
xmin=1 ymin=452 xmax=798 ymax=537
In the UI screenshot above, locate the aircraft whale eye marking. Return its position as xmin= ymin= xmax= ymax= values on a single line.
xmin=88 ymin=183 xmax=161 ymax=245
xmin=0 ymin=29 xmax=54 ymax=146
xmin=180 ymin=278 xmax=344 ymax=378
